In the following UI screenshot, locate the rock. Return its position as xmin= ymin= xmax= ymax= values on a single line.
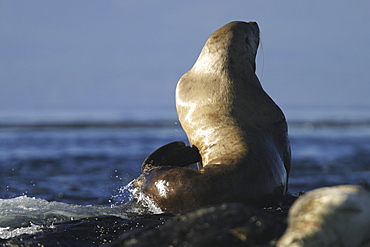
xmin=109 ymin=203 xmax=290 ymax=247
xmin=0 ymin=215 xmax=171 ymax=247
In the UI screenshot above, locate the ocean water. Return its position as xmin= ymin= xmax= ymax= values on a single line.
xmin=1 ymin=106 xmax=370 ymax=239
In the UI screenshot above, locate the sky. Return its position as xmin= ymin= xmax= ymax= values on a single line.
xmin=1 ymin=1 xmax=370 ymax=117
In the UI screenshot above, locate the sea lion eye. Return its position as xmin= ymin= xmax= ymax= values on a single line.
xmin=245 ymin=36 xmax=253 ymax=45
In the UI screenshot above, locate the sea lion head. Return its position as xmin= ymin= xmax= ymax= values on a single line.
xmin=193 ymin=21 xmax=260 ymax=75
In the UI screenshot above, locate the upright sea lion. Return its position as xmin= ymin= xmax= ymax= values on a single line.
xmin=133 ymin=21 xmax=290 ymax=213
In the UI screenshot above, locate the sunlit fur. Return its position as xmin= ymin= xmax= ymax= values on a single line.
xmin=135 ymin=21 xmax=290 ymax=213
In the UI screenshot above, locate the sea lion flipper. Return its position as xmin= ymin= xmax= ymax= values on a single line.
xmin=141 ymin=141 xmax=201 ymax=172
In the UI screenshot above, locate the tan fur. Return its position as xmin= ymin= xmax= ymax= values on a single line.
xmin=134 ymin=21 xmax=290 ymax=213
xmin=277 ymin=186 xmax=370 ymax=247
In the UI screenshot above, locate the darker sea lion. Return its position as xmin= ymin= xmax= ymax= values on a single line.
xmin=133 ymin=21 xmax=290 ymax=214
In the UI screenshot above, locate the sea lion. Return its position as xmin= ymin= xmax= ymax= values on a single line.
xmin=277 ymin=185 xmax=370 ymax=247
xmin=133 ymin=21 xmax=290 ymax=213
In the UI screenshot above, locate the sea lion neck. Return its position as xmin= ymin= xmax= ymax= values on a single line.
xmin=192 ymin=21 xmax=261 ymax=88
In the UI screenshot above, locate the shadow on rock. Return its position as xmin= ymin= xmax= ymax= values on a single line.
xmin=109 ymin=203 xmax=290 ymax=247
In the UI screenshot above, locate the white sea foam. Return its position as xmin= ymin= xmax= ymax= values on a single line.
xmin=0 ymin=224 xmax=43 ymax=240
xmin=0 ymin=181 xmax=164 ymax=239
xmin=0 ymin=195 xmax=128 ymax=239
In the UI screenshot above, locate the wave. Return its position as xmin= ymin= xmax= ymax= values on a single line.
xmin=288 ymin=119 xmax=370 ymax=128
xmin=0 ymin=120 xmax=179 ymax=130
xmin=1 ymin=106 xmax=370 ymax=129
xmin=1 ymin=119 xmax=370 ymax=131
xmin=2 ymin=106 xmax=370 ymax=131
xmin=0 ymin=181 xmax=163 ymax=239
xmin=0 ymin=196 xmax=125 ymax=230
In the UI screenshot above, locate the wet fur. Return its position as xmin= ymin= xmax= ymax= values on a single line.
xmin=134 ymin=21 xmax=291 ymax=213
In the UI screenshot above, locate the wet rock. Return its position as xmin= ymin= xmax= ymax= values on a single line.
xmin=0 ymin=215 xmax=171 ymax=247
xmin=109 ymin=203 xmax=289 ymax=247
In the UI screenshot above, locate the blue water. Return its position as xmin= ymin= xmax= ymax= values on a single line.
xmin=0 ymin=106 xmax=370 ymax=238
xmin=0 ymin=110 xmax=186 ymax=206
xmin=1 ymin=107 xmax=370 ymax=204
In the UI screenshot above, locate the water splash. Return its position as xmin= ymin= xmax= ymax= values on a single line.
xmin=111 ymin=180 xmax=163 ymax=215
xmin=110 ymin=180 xmax=134 ymax=206
xmin=130 ymin=184 xmax=163 ymax=215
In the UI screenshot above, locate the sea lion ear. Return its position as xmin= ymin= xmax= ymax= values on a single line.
xmin=141 ymin=141 xmax=201 ymax=172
